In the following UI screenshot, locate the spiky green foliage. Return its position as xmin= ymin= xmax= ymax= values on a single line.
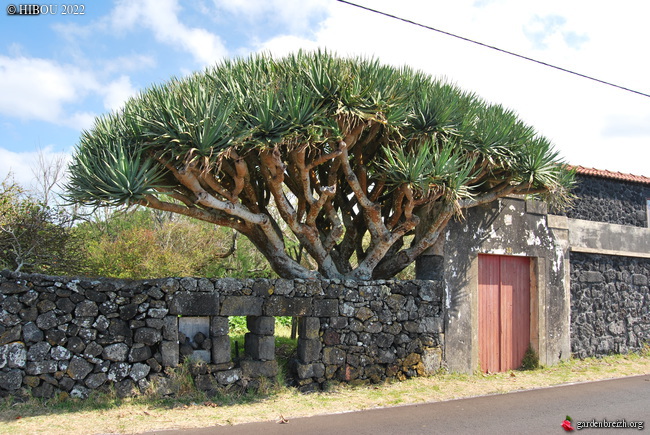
xmin=66 ymin=51 xmax=573 ymax=280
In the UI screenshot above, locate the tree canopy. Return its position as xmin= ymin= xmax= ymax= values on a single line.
xmin=66 ymin=51 xmax=573 ymax=280
xmin=1 ymin=177 xmax=83 ymax=274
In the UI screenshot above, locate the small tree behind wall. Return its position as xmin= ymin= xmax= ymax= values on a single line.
xmin=66 ymin=51 xmax=573 ymax=280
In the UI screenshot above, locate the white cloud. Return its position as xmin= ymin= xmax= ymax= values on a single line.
xmin=0 ymin=55 xmax=97 ymax=125
xmin=111 ymin=0 xmax=228 ymax=65
xmin=103 ymin=54 xmax=157 ymax=75
xmin=0 ymin=55 xmax=138 ymax=127
xmin=216 ymin=0 xmax=328 ymax=34
xmin=257 ymin=35 xmax=319 ymax=57
xmin=101 ymin=75 xmax=137 ymax=112
xmin=0 ymin=146 xmax=71 ymax=192
xmin=65 ymin=112 xmax=97 ymax=131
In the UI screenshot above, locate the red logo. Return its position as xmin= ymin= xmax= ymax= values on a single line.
xmin=562 ymin=416 xmax=575 ymax=431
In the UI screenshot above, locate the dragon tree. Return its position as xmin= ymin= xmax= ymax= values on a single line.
xmin=66 ymin=51 xmax=573 ymax=280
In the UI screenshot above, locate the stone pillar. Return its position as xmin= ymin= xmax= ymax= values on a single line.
xmin=297 ymin=317 xmax=321 ymax=363
xmin=295 ymin=316 xmax=324 ymax=392
xmin=160 ymin=315 xmax=179 ymax=367
xmin=210 ymin=316 xmax=231 ymax=365
xmin=244 ymin=316 xmax=275 ymax=361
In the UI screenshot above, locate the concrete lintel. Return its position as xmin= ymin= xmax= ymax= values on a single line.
xmin=568 ymin=218 xmax=650 ymax=258
xmin=547 ymin=214 xmax=569 ymax=230
xmin=570 ymin=246 xmax=650 ymax=259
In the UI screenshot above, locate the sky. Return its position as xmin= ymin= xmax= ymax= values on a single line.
xmin=1 ymin=0 xmax=649 ymax=192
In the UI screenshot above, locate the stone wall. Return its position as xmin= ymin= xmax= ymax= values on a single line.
xmin=560 ymin=175 xmax=650 ymax=227
xmin=0 ymin=270 xmax=444 ymax=398
xmin=570 ymin=252 xmax=650 ymax=358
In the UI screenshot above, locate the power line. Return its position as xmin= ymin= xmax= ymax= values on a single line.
xmin=335 ymin=0 xmax=650 ymax=99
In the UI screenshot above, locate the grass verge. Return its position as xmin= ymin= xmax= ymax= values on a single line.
xmin=0 ymin=352 xmax=648 ymax=435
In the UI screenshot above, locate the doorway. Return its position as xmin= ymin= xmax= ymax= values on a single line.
xmin=478 ymin=254 xmax=531 ymax=372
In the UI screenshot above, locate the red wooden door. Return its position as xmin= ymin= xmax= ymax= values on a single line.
xmin=479 ymin=255 xmax=530 ymax=372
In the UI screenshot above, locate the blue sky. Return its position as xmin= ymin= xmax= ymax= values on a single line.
xmin=1 ymin=0 xmax=649 ymax=190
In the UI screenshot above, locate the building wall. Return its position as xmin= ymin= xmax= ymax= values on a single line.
xmin=417 ymin=196 xmax=571 ymax=373
xmin=562 ymin=174 xmax=650 ymax=358
xmin=561 ymin=175 xmax=650 ymax=227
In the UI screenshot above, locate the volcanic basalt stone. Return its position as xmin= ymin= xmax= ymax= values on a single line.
xmin=216 ymin=368 xmax=241 ymax=385
xmin=247 ymin=316 xmax=274 ymax=336
xmin=27 ymin=341 xmax=51 ymax=361
xmin=103 ymin=343 xmax=129 ymax=362
xmin=0 ymin=282 xmax=29 ymax=295
xmin=244 ymin=333 xmax=275 ymax=361
xmin=211 ymin=335 xmax=230 ymax=365
xmin=119 ymin=303 xmax=139 ymax=320
xmin=210 ymin=316 xmax=228 ymax=336
xmin=83 ymin=342 xmax=103 ymax=358
xmin=67 ymin=356 xmax=93 ymax=380
xmin=2 ymin=296 xmax=22 ymax=314
xmin=240 ymin=359 xmax=278 ymax=378
xmin=129 ymin=345 xmax=152 ymax=363
xmin=298 ymin=317 xmax=320 ymax=340
xmin=36 ymin=311 xmax=57 ymax=330
xmin=25 ymin=360 xmax=57 ymax=375
xmin=75 ymin=300 xmax=99 ymax=317
xmin=0 ymin=326 xmax=21 ymax=345
xmin=220 ymin=296 xmax=262 ymax=316
xmin=20 ymin=307 xmax=38 ymax=323
xmin=85 ymin=372 xmax=108 ymax=389
xmin=297 ymin=338 xmax=321 ymax=363
xmin=571 ymin=253 xmax=650 ymax=357
xmin=20 ymin=290 xmax=39 ymax=305
xmin=170 ymin=292 xmax=220 ymax=316
xmin=22 ymin=322 xmax=43 ymax=343
xmin=70 ymin=385 xmax=90 ymax=399
xmin=134 ymin=327 xmax=162 ymax=346
xmin=107 ymin=362 xmax=131 ymax=382
xmin=129 ymin=363 xmax=150 ymax=381
xmin=313 ymin=299 xmax=338 ymax=317
xmin=322 ymin=347 xmax=345 ymax=365
xmin=264 ymin=296 xmax=311 ymax=316
xmin=0 ymin=369 xmax=23 ymax=391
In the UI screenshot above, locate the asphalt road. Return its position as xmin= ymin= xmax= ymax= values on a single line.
xmin=150 ymin=375 xmax=650 ymax=435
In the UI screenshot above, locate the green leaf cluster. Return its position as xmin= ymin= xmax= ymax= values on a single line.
xmin=67 ymin=51 xmax=572 ymax=208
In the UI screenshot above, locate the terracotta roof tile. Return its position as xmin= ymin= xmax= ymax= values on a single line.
xmin=569 ymin=165 xmax=650 ymax=185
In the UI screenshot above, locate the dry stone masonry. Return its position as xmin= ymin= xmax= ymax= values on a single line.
xmin=0 ymin=270 xmax=445 ymax=398
xmin=560 ymin=174 xmax=650 ymax=227
xmin=570 ymin=253 xmax=650 ymax=358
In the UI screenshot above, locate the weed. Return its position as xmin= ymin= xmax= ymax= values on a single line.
xmin=520 ymin=344 xmax=540 ymax=370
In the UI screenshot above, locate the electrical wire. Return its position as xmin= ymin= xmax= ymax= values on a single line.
xmin=335 ymin=0 xmax=650 ymax=99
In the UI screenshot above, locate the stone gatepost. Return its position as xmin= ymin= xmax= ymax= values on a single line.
xmin=161 ymin=315 xmax=179 ymax=367
xmin=245 ymin=316 xmax=275 ymax=360
xmin=210 ymin=316 xmax=230 ymax=365
xmin=240 ymin=316 xmax=278 ymax=378
xmin=294 ymin=317 xmax=325 ymax=391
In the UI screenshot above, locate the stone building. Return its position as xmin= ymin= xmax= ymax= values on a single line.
xmin=416 ymin=166 xmax=650 ymax=373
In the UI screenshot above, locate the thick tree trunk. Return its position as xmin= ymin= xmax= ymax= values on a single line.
xmin=244 ymin=226 xmax=320 ymax=280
